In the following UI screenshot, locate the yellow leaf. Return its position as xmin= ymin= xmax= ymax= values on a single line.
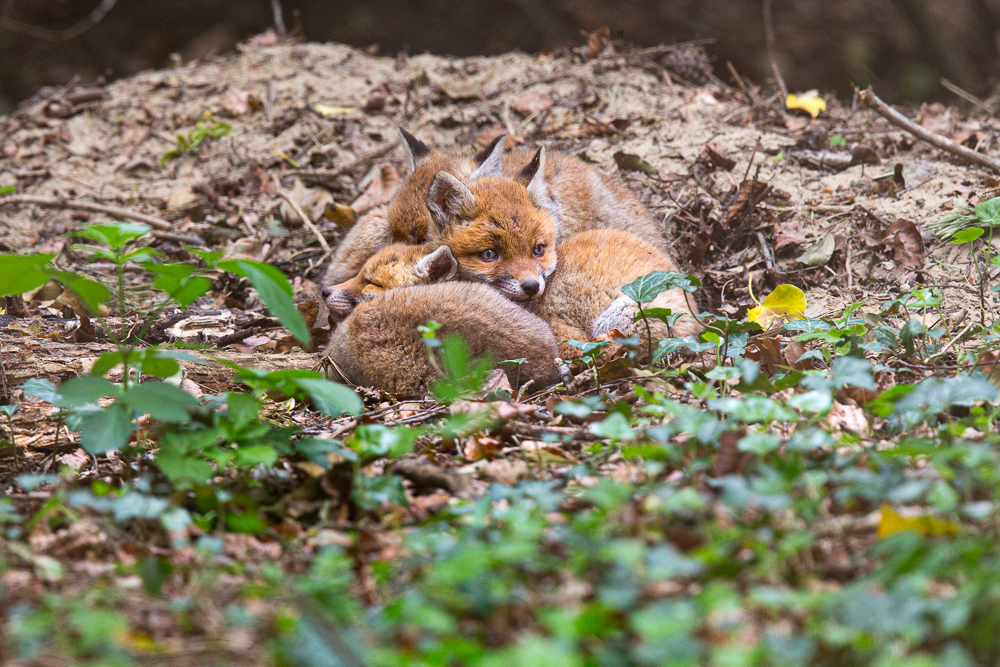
xmin=313 ymin=104 xmax=356 ymax=117
xmin=878 ymin=504 xmax=959 ymax=539
xmin=786 ymin=91 xmax=827 ymax=119
xmin=747 ymin=283 xmax=806 ymax=329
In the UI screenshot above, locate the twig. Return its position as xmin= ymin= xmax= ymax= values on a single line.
xmin=940 ymin=78 xmax=992 ymax=115
xmin=284 ymin=139 xmax=400 ymax=182
xmin=756 ymin=231 xmax=775 ymax=269
xmin=0 ymin=194 xmax=173 ymax=230
xmin=762 ymin=0 xmax=788 ymax=100
xmin=276 ymin=190 xmax=330 ymax=254
xmin=271 ymin=0 xmax=287 ymax=34
xmin=0 ymin=0 xmax=120 ymax=41
xmin=857 ymin=86 xmax=1000 ymax=174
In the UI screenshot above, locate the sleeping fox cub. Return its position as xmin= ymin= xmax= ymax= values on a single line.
xmin=324 ymin=229 xmax=701 ymax=359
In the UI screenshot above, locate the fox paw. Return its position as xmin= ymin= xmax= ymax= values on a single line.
xmin=591 ymin=296 xmax=638 ymax=338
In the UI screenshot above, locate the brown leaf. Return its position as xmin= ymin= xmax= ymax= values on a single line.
xmin=783 ymin=341 xmax=814 ymax=370
xmin=886 ymin=218 xmax=924 ymax=269
xmin=724 ymin=179 xmax=769 ymax=225
xmin=597 ymin=357 xmax=635 ymax=383
xmin=585 ymin=26 xmax=612 ymax=60
xmin=480 ymin=369 xmax=514 ymax=396
xmin=826 ymin=401 xmax=869 ymax=433
xmin=714 ymin=429 xmax=751 ymax=476
xmin=220 ymin=88 xmax=252 ymax=117
xmin=688 ymin=231 xmax=711 ymax=267
xmin=745 ymin=337 xmax=783 ymax=375
xmin=241 ymin=163 xmax=272 ymax=196
xmin=475 ymin=125 xmax=517 ymax=148
xmin=511 ymin=92 xmax=554 ymax=117
xmin=74 ymin=313 xmax=96 ymax=343
xmin=464 ymin=435 xmax=500 ymax=462
xmin=699 ymin=142 xmax=736 ymax=170
xmin=324 ymin=203 xmax=357 ymax=229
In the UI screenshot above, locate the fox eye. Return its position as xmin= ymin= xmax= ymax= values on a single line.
xmin=532 ymin=244 xmax=545 ymax=257
xmin=479 ymin=249 xmax=499 ymax=262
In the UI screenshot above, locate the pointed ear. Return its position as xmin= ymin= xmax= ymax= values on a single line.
xmin=427 ymin=172 xmax=476 ymax=230
xmin=399 ymin=128 xmax=431 ymax=173
xmin=520 ymin=147 xmax=560 ymax=218
xmin=414 ymin=245 xmax=459 ymax=283
xmin=469 ymin=135 xmax=506 ymax=182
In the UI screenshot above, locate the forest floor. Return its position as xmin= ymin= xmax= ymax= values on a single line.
xmin=2 ymin=31 xmax=1000 ymax=666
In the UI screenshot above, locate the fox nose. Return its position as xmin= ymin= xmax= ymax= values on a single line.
xmin=321 ymin=286 xmax=333 ymax=298
xmin=521 ymin=279 xmax=540 ymax=296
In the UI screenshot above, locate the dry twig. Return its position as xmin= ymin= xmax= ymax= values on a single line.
xmin=276 ymin=189 xmax=331 ymax=254
xmin=0 ymin=0 xmax=120 ymax=41
xmin=0 ymin=194 xmax=173 ymax=230
xmin=857 ymin=86 xmax=1000 ymax=174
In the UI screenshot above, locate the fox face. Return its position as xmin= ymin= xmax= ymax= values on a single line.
xmin=322 ymin=243 xmax=458 ymax=321
xmin=426 ymin=147 xmax=558 ymax=302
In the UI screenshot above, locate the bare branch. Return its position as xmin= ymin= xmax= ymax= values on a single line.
xmin=0 ymin=0 xmax=120 ymax=41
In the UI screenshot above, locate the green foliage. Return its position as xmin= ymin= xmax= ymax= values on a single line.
xmin=160 ymin=118 xmax=233 ymax=164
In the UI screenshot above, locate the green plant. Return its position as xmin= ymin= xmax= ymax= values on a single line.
xmin=160 ymin=118 xmax=233 ymax=165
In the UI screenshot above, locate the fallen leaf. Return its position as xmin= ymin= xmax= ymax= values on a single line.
xmin=511 ymin=92 xmax=553 ymax=117
xmin=74 ymin=313 xmax=96 ymax=343
xmin=220 ymin=88 xmax=252 ymax=117
xmin=783 ymin=340 xmax=814 ymax=370
xmin=482 ymin=459 xmax=530 ymax=486
xmin=324 ymin=203 xmax=357 ymax=229
xmin=786 ymin=91 xmax=827 ymax=118
xmin=699 ymin=142 xmax=736 ymax=170
xmin=313 ymin=104 xmax=356 ymax=117
xmin=747 ymin=283 xmax=806 ymax=330
xmin=725 ymin=179 xmax=769 ymax=225
xmin=585 ymin=26 xmax=612 ymax=60
xmin=796 ymin=232 xmax=836 ymax=266
xmin=613 ymin=151 xmax=656 ymax=173
xmin=885 ymin=218 xmax=924 ymax=268
xmin=688 ymin=231 xmax=711 ymax=267
xmin=166 ymin=186 xmax=198 ymax=210
xmin=281 ymin=178 xmax=332 ymax=225
xmin=826 ymin=400 xmax=869 ymax=433
xmin=745 ymin=337 xmax=783 ymax=375
xmin=878 ymin=504 xmax=958 ymax=539
xmin=464 ymin=435 xmax=500 ymax=462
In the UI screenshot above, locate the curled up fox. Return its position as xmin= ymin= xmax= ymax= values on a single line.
xmin=322 ymin=130 xmax=702 ymax=396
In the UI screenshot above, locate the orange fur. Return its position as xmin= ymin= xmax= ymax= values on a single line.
xmin=431 ymin=175 xmax=557 ymax=303
xmin=325 ymin=229 xmax=702 ymax=360
xmin=530 ymin=230 xmax=702 ymax=359
xmin=328 ymin=282 xmax=560 ymax=397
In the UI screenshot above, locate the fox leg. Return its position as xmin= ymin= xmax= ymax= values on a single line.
xmin=323 ymin=205 xmax=392 ymax=285
xmin=591 ymin=295 xmax=639 ymax=338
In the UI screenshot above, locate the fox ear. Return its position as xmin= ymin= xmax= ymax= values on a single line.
xmin=415 ymin=245 xmax=459 ymax=283
xmin=399 ymin=128 xmax=431 ymax=173
xmin=469 ymin=135 xmax=506 ymax=182
xmin=520 ymin=147 xmax=560 ymax=219
xmin=427 ymin=172 xmax=476 ymax=230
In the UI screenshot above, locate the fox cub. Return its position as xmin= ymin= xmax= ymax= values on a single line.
xmin=327 ymin=282 xmax=561 ymax=397
xmin=325 ymin=129 xmax=672 ymax=285
xmin=324 ymin=229 xmax=701 ymax=359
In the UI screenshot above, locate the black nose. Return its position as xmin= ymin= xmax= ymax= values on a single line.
xmin=521 ymin=279 xmax=540 ymax=296
xmin=321 ymin=286 xmax=332 ymax=298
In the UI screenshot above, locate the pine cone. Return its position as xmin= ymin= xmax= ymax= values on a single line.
xmin=660 ymin=45 xmax=713 ymax=85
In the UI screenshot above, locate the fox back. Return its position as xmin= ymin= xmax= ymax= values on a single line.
xmin=531 ymin=230 xmax=701 ymax=358
xmin=327 ymin=282 xmax=560 ymax=397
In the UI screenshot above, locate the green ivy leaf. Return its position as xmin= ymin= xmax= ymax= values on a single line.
xmin=122 ymin=382 xmax=199 ymax=422
xmin=79 ymin=402 xmax=134 ymax=454
xmin=622 ymin=271 xmax=698 ymax=304
xmin=588 ymin=413 xmax=637 ymax=441
xmin=0 ymin=253 xmax=56 ymax=296
xmin=235 ymin=260 xmax=310 ymax=348
xmin=294 ymin=378 xmax=363 ymax=417
xmin=56 ymin=376 xmax=121 ymax=407
xmin=975 ymin=197 xmax=1000 ymax=225
xmin=157 ymin=453 xmax=214 ymax=488
xmin=951 ymin=227 xmax=984 ymax=244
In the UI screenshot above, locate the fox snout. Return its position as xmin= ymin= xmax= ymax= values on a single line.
xmin=323 ymin=286 xmax=359 ymax=322
xmin=493 ymin=270 xmax=547 ymax=302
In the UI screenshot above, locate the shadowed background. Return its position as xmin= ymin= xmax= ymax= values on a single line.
xmin=1 ymin=0 xmax=999 ymax=112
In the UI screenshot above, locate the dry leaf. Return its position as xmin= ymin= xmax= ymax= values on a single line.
xmin=699 ymin=142 xmax=736 ymax=170
xmin=796 ymin=232 xmax=836 ymax=266
xmin=511 ymin=92 xmax=554 ymax=117
xmin=725 ymin=179 xmax=769 ymax=225
xmin=220 ymin=88 xmax=252 ymax=117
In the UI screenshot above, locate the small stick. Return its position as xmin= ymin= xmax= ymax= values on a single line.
xmin=857 ymin=86 xmax=1000 ymax=174
xmin=276 ymin=189 xmax=331 ymax=254
xmin=939 ymin=78 xmax=992 ymax=115
xmin=0 ymin=194 xmax=173 ymax=230
xmin=762 ymin=0 xmax=789 ymax=100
